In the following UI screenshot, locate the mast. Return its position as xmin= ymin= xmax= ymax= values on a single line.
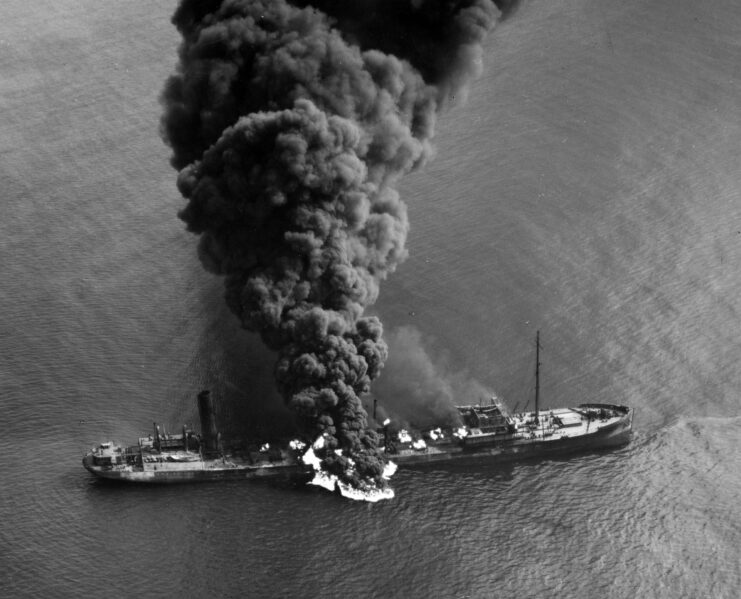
xmin=534 ymin=330 xmax=541 ymax=424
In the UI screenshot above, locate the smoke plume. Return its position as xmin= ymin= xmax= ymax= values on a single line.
xmin=373 ymin=326 xmax=493 ymax=428
xmin=161 ymin=0 xmax=500 ymax=489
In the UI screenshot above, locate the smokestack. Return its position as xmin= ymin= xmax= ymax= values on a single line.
xmin=197 ymin=390 xmax=219 ymax=453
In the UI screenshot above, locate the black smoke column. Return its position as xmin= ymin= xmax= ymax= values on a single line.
xmin=197 ymin=390 xmax=219 ymax=453
xmin=162 ymin=1 xmax=500 ymax=490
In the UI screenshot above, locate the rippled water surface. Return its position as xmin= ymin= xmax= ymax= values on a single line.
xmin=2 ymin=1 xmax=740 ymax=597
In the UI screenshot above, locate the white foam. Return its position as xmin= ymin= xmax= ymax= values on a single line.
xmin=338 ymin=481 xmax=395 ymax=503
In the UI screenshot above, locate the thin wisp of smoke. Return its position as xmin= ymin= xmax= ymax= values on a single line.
xmin=162 ymin=0 xmax=500 ymax=489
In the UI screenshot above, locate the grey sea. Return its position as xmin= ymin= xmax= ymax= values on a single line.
xmin=2 ymin=1 xmax=740 ymax=597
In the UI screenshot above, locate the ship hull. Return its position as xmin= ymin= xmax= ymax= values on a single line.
xmin=82 ymin=454 xmax=310 ymax=484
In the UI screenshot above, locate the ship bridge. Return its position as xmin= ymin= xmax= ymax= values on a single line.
xmin=457 ymin=396 xmax=514 ymax=436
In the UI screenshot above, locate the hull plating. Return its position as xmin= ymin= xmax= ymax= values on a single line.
xmin=82 ymin=455 xmax=309 ymax=484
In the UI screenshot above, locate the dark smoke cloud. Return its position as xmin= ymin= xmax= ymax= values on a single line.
xmin=161 ymin=0 xmax=500 ymax=489
xmin=491 ymin=0 xmax=522 ymax=20
xmin=373 ymin=326 xmax=494 ymax=428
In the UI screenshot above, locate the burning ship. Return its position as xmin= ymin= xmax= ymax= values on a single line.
xmin=82 ymin=390 xmax=310 ymax=483
xmin=386 ymin=332 xmax=633 ymax=466
xmin=83 ymin=333 xmax=633 ymax=488
xmin=384 ymin=399 xmax=632 ymax=467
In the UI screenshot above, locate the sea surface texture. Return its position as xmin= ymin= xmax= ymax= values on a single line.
xmin=2 ymin=1 xmax=740 ymax=597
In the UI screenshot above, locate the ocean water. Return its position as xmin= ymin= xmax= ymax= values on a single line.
xmin=2 ymin=1 xmax=740 ymax=597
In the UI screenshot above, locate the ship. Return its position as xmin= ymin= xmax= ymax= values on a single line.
xmin=385 ymin=331 xmax=633 ymax=466
xmin=83 ymin=332 xmax=633 ymax=484
xmin=82 ymin=390 xmax=311 ymax=483
xmin=383 ymin=399 xmax=632 ymax=467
